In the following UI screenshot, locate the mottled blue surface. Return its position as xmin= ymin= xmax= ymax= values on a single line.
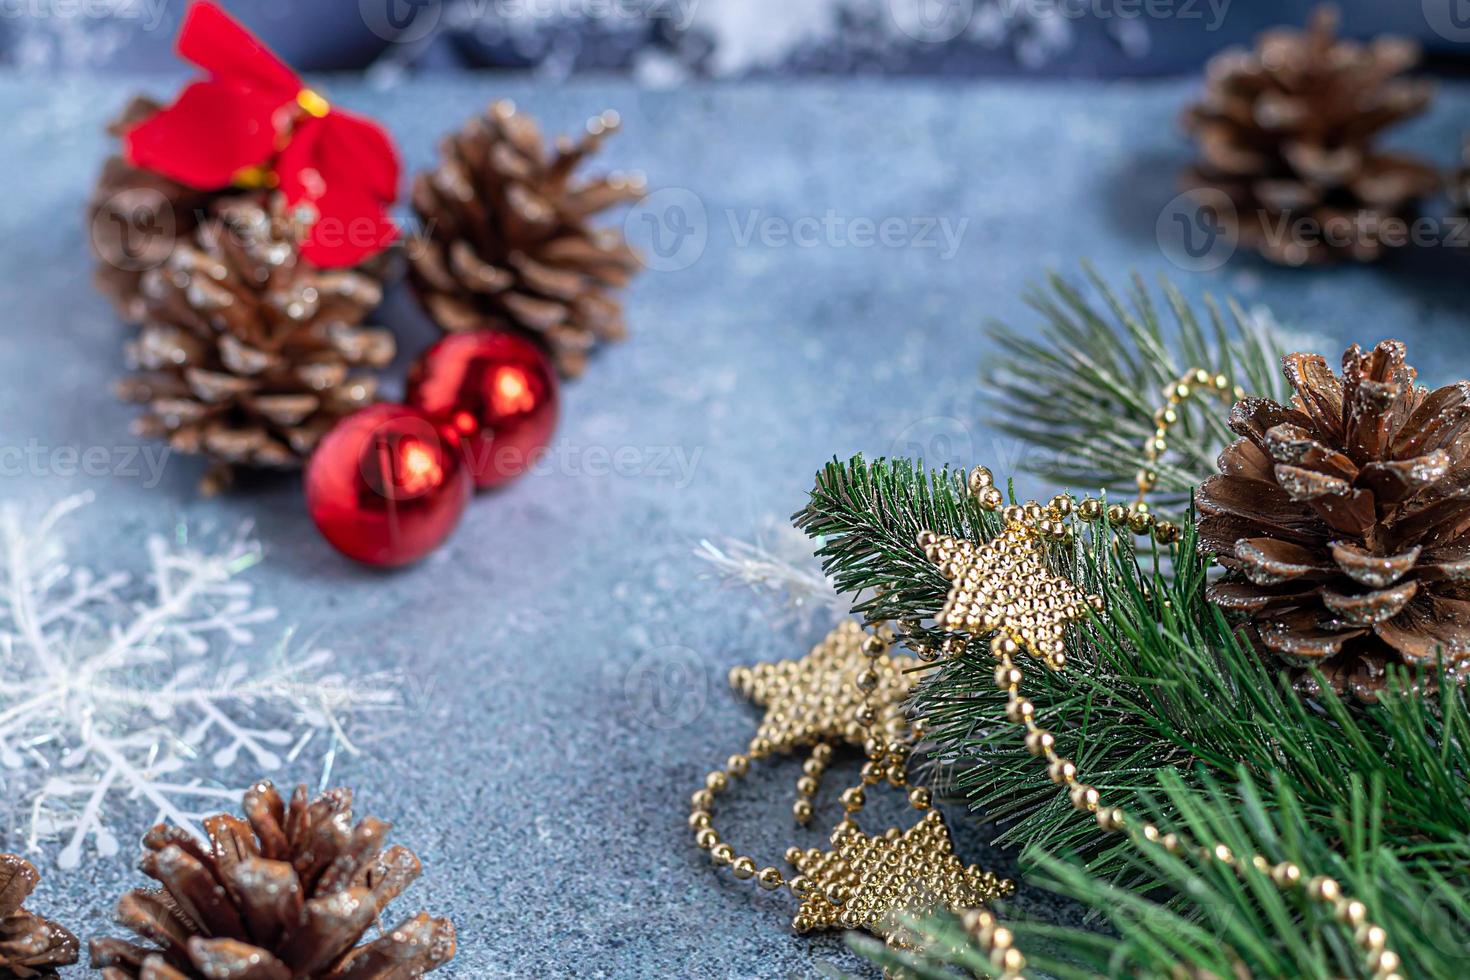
xmin=2 ymin=74 xmax=1469 ymax=977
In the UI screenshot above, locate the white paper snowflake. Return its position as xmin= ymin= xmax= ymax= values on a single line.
xmin=0 ymin=495 xmax=402 ymax=868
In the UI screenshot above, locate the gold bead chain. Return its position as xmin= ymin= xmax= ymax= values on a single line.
xmin=1134 ymin=368 xmax=1245 ymax=510
xmin=913 ymin=467 xmax=1404 ymax=980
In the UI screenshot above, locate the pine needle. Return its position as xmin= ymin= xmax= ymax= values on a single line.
xmin=983 ymin=266 xmax=1288 ymax=515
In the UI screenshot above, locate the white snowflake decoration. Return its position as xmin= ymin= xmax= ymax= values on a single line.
xmin=696 ymin=519 xmax=844 ymax=628
xmin=0 ymin=495 xmax=401 ymax=868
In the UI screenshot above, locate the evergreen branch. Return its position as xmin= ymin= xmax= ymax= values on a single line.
xmin=796 ymin=455 xmax=1470 ymax=976
xmin=983 ymin=266 xmax=1288 ymax=515
xmin=856 ymin=771 xmax=1470 ymax=978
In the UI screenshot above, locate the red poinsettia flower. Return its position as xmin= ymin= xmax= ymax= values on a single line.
xmin=124 ymin=1 xmax=400 ymax=268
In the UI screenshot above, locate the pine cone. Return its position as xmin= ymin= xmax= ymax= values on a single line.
xmin=117 ymin=197 xmax=394 ymax=494
xmin=89 ymin=780 xmax=456 ymax=980
xmin=1452 ymin=137 xmax=1470 ymax=228
xmin=1198 ymin=340 xmax=1470 ymax=700
xmin=0 ymin=854 xmax=79 ymax=977
xmin=88 ymin=96 xmax=240 ymax=324
xmin=409 ymin=99 xmax=644 ymax=378
xmin=1180 ymin=5 xmax=1437 ymax=266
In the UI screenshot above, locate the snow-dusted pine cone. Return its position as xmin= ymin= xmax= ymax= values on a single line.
xmin=1180 ymin=5 xmax=1437 ymax=266
xmin=0 ymin=854 xmax=79 ymax=977
xmin=1199 ymin=340 xmax=1470 ymax=700
xmin=116 ymin=196 xmax=394 ymax=494
xmin=409 ymin=99 xmax=644 ymax=378
xmin=90 ymin=780 xmax=456 ymax=980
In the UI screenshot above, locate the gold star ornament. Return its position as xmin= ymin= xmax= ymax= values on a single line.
xmin=728 ymin=620 xmax=918 ymax=755
xmin=787 ymin=810 xmax=1014 ymax=938
xmin=919 ymin=502 xmax=1102 ymax=670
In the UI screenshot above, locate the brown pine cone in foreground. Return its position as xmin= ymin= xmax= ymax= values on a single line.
xmin=90 ymin=780 xmax=456 ymax=979
xmin=1198 ymin=340 xmax=1470 ymax=700
xmin=117 ymin=197 xmax=394 ymax=495
xmin=88 ymin=96 xmax=241 ymax=324
xmin=0 ymin=854 xmax=79 ymax=977
xmin=1180 ymin=5 xmax=1437 ymax=266
xmin=410 ymin=99 xmax=644 ymax=378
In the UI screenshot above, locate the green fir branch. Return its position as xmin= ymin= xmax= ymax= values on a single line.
xmin=855 ymin=771 xmax=1470 ymax=979
xmin=795 ymin=454 xmax=1470 ymax=977
xmin=984 ymin=267 xmax=1288 ymax=515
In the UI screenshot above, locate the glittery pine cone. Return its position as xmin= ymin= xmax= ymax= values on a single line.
xmin=88 ymin=96 xmax=242 ymax=324
xmin=89 ymin=780 xmax=456 ymax=980
xmin=0 ymin=854 xmax=79 ymax=978
xmin=1180 ymin=5 xmax=1437 ymax=266
xmin=1198 ymin=340 xmax=1470 ymax=700
xmin=409 ymin=99 xmax=644 ymax=378
xmin=117 ymin=196 xmax=394 ymax=494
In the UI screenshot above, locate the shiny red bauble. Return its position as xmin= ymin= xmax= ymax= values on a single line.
xmin=406 ymin=331 xmax=559 ymax=490
xmin=305 ymin=404 xmax=472 ymax=568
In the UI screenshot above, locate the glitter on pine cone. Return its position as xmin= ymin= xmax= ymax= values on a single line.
xmin=1198 ymin=340 xmax=1470 ymax=701
xmin=1179 ymin=5 xmax=1437 ymax=266
xmin=89 ymin=780 xmax=456 ymax=980
xmin=116 ymin=197 xmax=394 ymax=495
xmin=0 ymin=854 xmax=79 ymax=978
xmin=408 ymin=99 xmax=645 ymax=378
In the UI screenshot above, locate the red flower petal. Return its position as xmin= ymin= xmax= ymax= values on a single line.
xmin=278 ymin=115 xmax=400 ymax=268
xmin=177 ymin=1 xmax=300 ymax=98
xmin=123 ymin=80 xmax=285 ymax=189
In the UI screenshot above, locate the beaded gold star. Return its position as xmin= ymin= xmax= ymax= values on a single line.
xmin=920 ymin=475 xmax=1104 ymax=670
xmin=728 ymin=620 xmax=918 ymax=755
xmin=788 ymin=810 xmax=1014 ymax=938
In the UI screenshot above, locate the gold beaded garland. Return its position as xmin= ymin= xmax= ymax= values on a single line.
xmin=1134 ymin=367 xmax=1244 ymax=509
xmin=909 ymin=473 xmax=1403 ymax=980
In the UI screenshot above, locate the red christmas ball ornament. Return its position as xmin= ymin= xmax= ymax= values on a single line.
xmin=406 ymin=331 xmax=559 ymax=490
xmin=306 ymin=404 xmax=472 ymax=567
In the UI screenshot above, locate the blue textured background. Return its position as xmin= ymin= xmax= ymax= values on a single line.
xmin=2 ymin=74 xmax=1469 ymax=976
